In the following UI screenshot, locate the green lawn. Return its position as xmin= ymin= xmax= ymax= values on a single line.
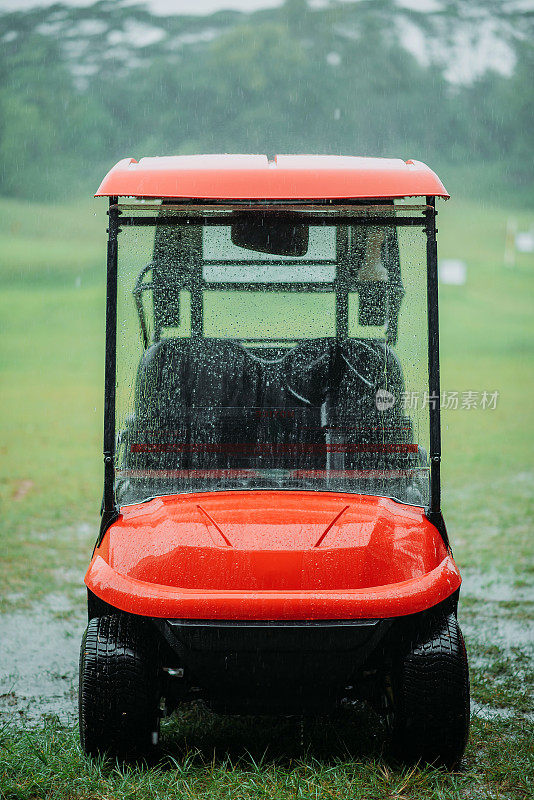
xmin=0 ymin=194 xmax=532 ymax=799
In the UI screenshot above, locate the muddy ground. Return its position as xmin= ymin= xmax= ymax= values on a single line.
xmin=1 ymin=570 xmax=532 ymax=727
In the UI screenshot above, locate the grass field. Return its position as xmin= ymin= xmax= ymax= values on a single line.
xmin=0 ymin=194 xmax=533 ymax=799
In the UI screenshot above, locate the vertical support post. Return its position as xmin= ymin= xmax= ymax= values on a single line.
xmin=102 ymin=196 xmax=119 ymax=517
xmin=335 ymin=225 xmax=349 ymax=340
xmin=191 ymin=283 xmax=203 ymax=338
xmin=190 ymin=233 xmax=203 ymax=338
xmin=425 ymin=196 xmax=442 ymax=516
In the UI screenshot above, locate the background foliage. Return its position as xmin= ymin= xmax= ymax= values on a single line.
xmin=0 ymin=0 xmax=532 ymax=204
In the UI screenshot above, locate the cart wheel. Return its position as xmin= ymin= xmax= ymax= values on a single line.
xmin=79 ymin=613 xmax=160 ymax=758
xmin=388 ymin=612 xmax=470 ymax=769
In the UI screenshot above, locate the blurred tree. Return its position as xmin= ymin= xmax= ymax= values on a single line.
xmin=0 ymin=0 xmax=531 ymax=202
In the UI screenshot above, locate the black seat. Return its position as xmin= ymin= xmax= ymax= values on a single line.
xmin=329 ymin=340 xmax=417 ymax=490
xmin=126 ymin=338 xmax=329 ymax=472
xmin=122 ymin=336 xmax=411 ymax=478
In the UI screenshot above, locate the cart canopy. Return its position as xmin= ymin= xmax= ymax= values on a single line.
xmin=95 ymin=155 xmax=448 ymax=200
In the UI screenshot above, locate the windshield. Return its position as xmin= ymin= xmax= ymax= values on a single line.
xmin=115 ymin=205 xmax=430 ymax=506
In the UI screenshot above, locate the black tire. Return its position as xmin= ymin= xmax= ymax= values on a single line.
xmin=79 ymin=613 xmax=160 ymax=758
xmin=388 ymin=612 xmax=470 ymax=769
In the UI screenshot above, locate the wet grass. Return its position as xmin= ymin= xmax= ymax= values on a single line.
xmin=0 ymin=193 xmax=533 ymax=797
xmin=1 ymin=580 xmax=531 ymax=797
xmin=1 ymin=710 xmax=533 ymax=800
xmin=469 ymin=645 xmax=533 ymax=714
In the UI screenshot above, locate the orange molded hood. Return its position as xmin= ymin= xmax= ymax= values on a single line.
xmin=91 ymin=491 xmax=448 ymax=593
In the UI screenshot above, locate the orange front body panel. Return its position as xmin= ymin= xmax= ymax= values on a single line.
xmin=86 ymin=491 xmax=460 ymax=619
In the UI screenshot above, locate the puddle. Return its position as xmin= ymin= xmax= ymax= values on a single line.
xmin=1 ymin=570 xmax=532 ymax=727
xmin=471 ymin=701 xmax=534 ymax=721
xmin=28 ymin=522 xmax=94 ymax=544
xmin=77 ymin=522 xmax=93 ymax=538
xmin=461 ymin=569 xmax=534 ymax=603
xmin=53 ymin=567 xmax=86 ymax=586
xmin=3 ymin=592 xmax=26 ymax=605
xmin=459 ymin=570 xmax=534 ymax=655
xmin=0 ymin=599 xmax=86 ymax=725
xmin=461 ymin=612 xmax=534 ymax=653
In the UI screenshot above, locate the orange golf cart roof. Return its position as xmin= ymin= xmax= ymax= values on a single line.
xmin=95 ymin=155 xmax=448 ymax=200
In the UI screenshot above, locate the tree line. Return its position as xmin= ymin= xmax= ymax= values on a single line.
xmin=0 ymin=0 xmax=532 ymax=203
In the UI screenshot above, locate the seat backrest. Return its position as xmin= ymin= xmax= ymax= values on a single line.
xmin=330 ymin=339 xmax=413 ymax=472
xmin=126 ymin=336 xmax=409 ymax=474
xmin=129 ymin=338 xmax=328 ymax=471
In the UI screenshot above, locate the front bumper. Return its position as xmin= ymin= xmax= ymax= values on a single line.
xmin=85 ymin=553 xmax=461 ymax=620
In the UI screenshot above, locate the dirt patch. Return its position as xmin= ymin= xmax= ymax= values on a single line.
xmin=12 ymin=479 xmax=34 ymax=501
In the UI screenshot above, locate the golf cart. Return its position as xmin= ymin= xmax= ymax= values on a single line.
xmin=79 ymin=155 xmax=469 ymax=767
